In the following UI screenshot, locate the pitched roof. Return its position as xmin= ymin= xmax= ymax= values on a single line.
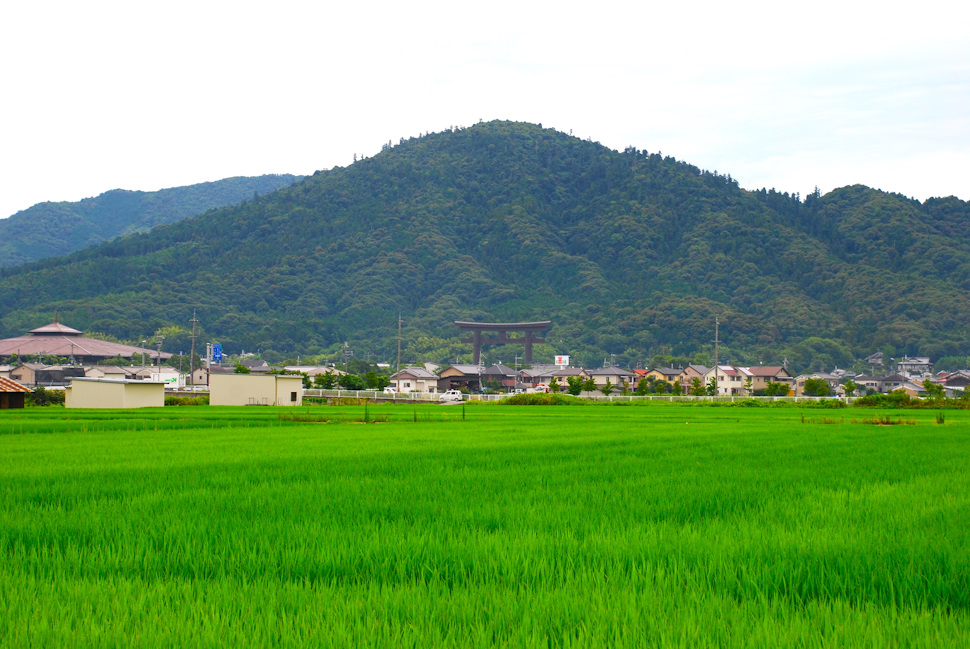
xmin=588 ymin=366 xmax=635 ymax=377
xmin=84 ymin=365 xmax=129 ymax=374
xmin=552 ymin=367 xmax=587 ymax=377
xmin=483 ymin=364 xmax=516 ymax=377
xmin=29 ymin=321 xmax=83 ymax=335
xmin=446 ymin=364 xmax=481 ymax=374
xmin=391 ymin=366 xmax=438 ymax=380
xmin=743 ymin=365 xmax=787 ymax=377
xmin=0 ymin=377 xmax=31 ymax=393
xmin=0 ymin=330 xmax=172 ymax=360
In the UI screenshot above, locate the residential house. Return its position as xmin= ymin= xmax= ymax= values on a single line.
xmin=240 ymin=359 xmax=272 ymax=373
xmin=853 ymin=374 xmax=883 ymax=394
xmin=703 ymin=366 xmax=748 ymax=396
xmin=897 ymin=380 xmax=927 ymax=397
xmin=284 ymin=365 xmax=347 ymax=378
xmin=11 ymin=364 xmax=85 ymax=387
xmin=83 ymin=365 xmax=130 ymax=380
xmin=631 ymin=368 xmax=648 ymax=388
xmin=880 ymin=373 xmax=909 ymax=393
xmin=482 ymin=364 xmax=517 ymax=391
xmin=439 ymin=364 xmax=485 ymax=392
xmin=0 ymin=377 xmax=31 ymax=409
xmin=645 ymin=367 xmax=682 ymax=386
xmin=943 ymin=370 xmax=970 ymax=389
xmin=9 ymin=363 xmax=46 ymax=386
xmin=678 ymin=364 xmax=710 ymax=391
xmin=586 ymin=366 xmax=636 ymax=391
xmin=865 ymin=351 xmax=884 ymax=369
xmin=743 ymin=366 xmax=794 ymax=394
xmin=896 ymin=356 xmax=932 ymax=375
xmin=549 ymin=367 xmax=591 ymax=392
xmin=187 ymin=364 xmax=234 ymax=385
xmin=389 ymin=366 xmax=441 ymax=394
xmin=793 ymin=372 xmax=840 ymax=396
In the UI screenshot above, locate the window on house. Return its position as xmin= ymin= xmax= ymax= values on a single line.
xmin=291 ymin=392 xmax=297 ymax=402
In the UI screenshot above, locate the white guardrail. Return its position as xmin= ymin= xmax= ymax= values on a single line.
xmin=303 ymin=389 xmax=856 ymax=404
xmin=305 ymin=389 xmax=507 ymax=402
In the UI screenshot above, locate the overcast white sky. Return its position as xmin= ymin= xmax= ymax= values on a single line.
xmin=2 ymin=0 xmax=967 ymax=219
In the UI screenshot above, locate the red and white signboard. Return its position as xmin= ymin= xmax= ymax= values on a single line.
xmin=555 ymin=355 xmax=570 ymax=368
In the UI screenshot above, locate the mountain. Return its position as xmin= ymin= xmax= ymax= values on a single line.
xmin=0 ymin=174 xmax=302 ymax=267
xmin=0 ymin=121 xmax=967 ymax=372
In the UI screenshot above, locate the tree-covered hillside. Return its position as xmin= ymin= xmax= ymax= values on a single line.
xmin=0 ymin=174 xmax=302 ymax=267
xmin=0 ymin=122 xmax=966 ymax=372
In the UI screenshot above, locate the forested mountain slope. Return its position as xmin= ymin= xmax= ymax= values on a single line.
xmin=0 ymin=174 xmax=301 ymax=267
xmin=0 ymin=122 xmax=966 ymax=370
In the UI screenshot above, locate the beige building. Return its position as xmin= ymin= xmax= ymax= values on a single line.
xmin=65 ymin=378 xmax=165 ymax=409
xmin=209 ymin=374 xmax=304 ymax=406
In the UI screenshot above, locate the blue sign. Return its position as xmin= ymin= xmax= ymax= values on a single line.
xmin=213 ymin=343 xmax=223 ymax=362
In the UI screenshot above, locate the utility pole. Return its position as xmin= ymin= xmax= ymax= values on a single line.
xmin=514 ymin=354 xmax=522 ymax=394
xmin=189 ymin=310 xmax=199 ymax=377
xmin=713 ymin=317 xmax=721 ymax=396
xmin=155 ymin=334 xmax=164 ymax=368
xmin=396 ymin=314 xmax=402 ymax=393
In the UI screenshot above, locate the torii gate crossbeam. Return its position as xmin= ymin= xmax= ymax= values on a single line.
xmin=454 ymin=321 xmax=552 ymax=365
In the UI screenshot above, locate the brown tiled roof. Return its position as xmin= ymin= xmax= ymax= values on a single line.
xmin=0 ymin=377 xmax=31 ymax=393
xmin=744 ymin=366 xmax=785 ymax=376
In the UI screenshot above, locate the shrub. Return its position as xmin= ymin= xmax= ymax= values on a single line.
xmin=26 ymin=387 xmax=65 ymax=407
xmin=501 ymin=393 xmax=587 ymax=406
xmin=853 ymin=391 xmax=913 ymax=408
xmin=165 ymin=395 xmax=210 ymax=406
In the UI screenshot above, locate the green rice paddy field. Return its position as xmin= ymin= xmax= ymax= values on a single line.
xmin=1 ymin=403 xmax=968 ymax=647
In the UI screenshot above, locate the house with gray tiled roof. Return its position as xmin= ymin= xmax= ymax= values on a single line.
xmin=586 ymin=366 xmax=636 ymax=390
xmin=390 ymin=366 xmax=441 ymax=394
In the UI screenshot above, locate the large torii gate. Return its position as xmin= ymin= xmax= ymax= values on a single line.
xmin=455 ymin=320 xmax=552 ymax=365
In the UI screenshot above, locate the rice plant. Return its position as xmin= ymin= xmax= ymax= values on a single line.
xmin=0 ymin=404 xmax=967 ymax=647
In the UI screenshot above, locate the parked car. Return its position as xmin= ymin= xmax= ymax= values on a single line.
xmin=383 ymin=387 xmax=397 ymax=394
xmin=439 ymin=389 xmax=463 ymax=403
